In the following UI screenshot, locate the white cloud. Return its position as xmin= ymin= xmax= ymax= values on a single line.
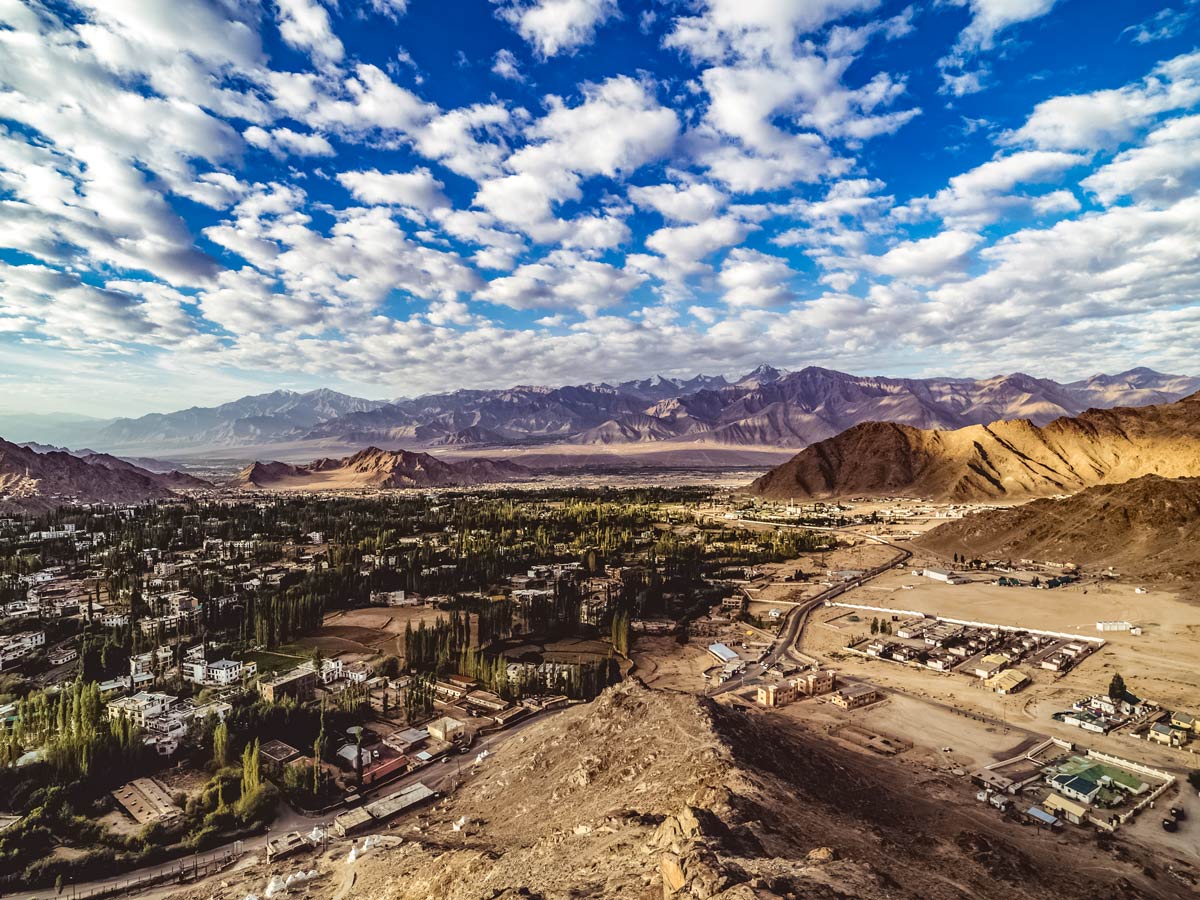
xmin=476 ymin=251 xmax=644 ymax=312
xmin=1121 ymin=6 xmax=1195 ymax=45
xmin=948 ymin=0 xmax=1059 ymax=53
xmin=475 ymin=76 xmax=678 ymax=239
xmin=665 ymin=0 xmax=881 ymax=64
xmin=369 ymin=0 xmax=409 ymax=21
xmin=275 ymin=0 xmax=344 ymax=62
xmin=869 ymin=230 xmax=982 ymax=281
xmin=671 ymin=5 xmax=919 ymax=193
xmin=337 ymin=168 xmax=451 ymax=214
xmin=244 ymin=125 xmax=335 ymax=157
xmin=496 ymin=0 xmax=620 ymax=58
xmin=900 ymin=150 xmax=1087 ymax=227
xmin=938 ymin=0 xmax=1060 ymax=95
xmin=1082 ymin=115 xmax=1200 ymax=206
xmin=492 ymin=48 xmax=525 ymax=81
xmin=1004 ymin=51 xmax=1200 ymax=150
xmin=628 ymin=182 xmax=728 ymax=223
xmin=718 ymin=249 xmax=795 ymax=307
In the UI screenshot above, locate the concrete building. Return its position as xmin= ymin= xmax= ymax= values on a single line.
xmin=48 ymin=646 xmax=78 ymax=666
xmin=1043 ymin=793 xmax=1088 ymax=825
xmin=1048 ymin=773 xmax=1100 ymax=804
xmin=922 ymin=568 xmax=965 ymax=584
xmin=1148 ymin=723 xmax=1187 ymax=747
xmin=793 ymin=669 xmax=836 ymax=696
xmin=182 ymin=658 xmax=253 ymax=686
xmin=106 ymin=692 xmax=177 ymax=728
xmin=757 ymin=682 xmax=797 ymax=707
xmin=0 ymin=630 xmax=45 ymax=670
xmin=830 ymin=684 xmax=880 ymax=710
xmin=707 ymin=643 xmax=740 ymax=665
xmin=985 ymin=670 xmax=1029 ymax=695
xmin=973 ymin=654 xmax=1010 ymax=680
xmin=258 ymin=665 xmax=317 ymax=704
xmin=427 ymin=716 xmax=465 ymax=743
xmin=1169 ymin=711 xmax=1198 ymax=733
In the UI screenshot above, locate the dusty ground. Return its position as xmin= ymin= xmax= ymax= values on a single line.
xmin=174 ymin=682 xmax=1194 ymax=900
xmin=632 ymin=636 xmax=719 ymax=693
xmin=296 ymin=606 xmax=446 ymax=663
xmin=810 ymin=551 xmax=1200 ymax=713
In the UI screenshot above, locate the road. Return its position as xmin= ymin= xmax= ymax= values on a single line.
xmin=705 ymin=517 xmax=912 ymax=696
xmin=7 ymin=708 xmax=562 ymax=900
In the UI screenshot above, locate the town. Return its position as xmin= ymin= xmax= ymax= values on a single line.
xmin=0 ymin=488 xmax=1196 ymax=898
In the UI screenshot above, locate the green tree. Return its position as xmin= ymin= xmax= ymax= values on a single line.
xmin=1109 ymin=672 xmax=1127 ymax=700
xmin=212 ymin=720 xmax=229 ymax=768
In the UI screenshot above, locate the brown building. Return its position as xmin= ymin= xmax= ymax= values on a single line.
xmin=830 ymin=684 xmax=880 ymax=710
xmin=258 ymin=666 xmax=317 ymax=704
xmin=756 ymin=682 xmax=797 ymax=707
xmin=793 ymin=669 xmax=836 ymax=696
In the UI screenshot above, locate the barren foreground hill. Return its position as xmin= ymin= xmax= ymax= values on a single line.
xmin=747 ymin=392 xmax=1200 ymax=502
xmin=917 ymin=475 xmax=1200 ymax=579
xmin=206 ymin=683 xmax=1178 ymax=900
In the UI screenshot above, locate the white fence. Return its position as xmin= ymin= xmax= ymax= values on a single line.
xmin=825 ymin=601 xmax=1105 ymax=646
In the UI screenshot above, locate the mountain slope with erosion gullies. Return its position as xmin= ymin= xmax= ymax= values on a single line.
xmin=747 ymin=392 xmax=1200 ymax=501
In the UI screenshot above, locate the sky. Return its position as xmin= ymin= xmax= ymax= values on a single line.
xmin=0 ymin=0 xmax=1198 ymax=417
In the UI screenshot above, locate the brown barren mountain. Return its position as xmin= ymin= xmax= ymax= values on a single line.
xmin=231 ymin=446 xmax=531 ymax=490
xmin=0 ymin=438 xmax=208 ymax=511
xmin=747 ymin=392 xmax=1200 ymax=501
xmin=916 ymin=474 xmax=1200 ymax=578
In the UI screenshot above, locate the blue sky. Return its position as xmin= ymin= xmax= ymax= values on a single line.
xmin=1 ymin=0 xmax=1198 ymax=416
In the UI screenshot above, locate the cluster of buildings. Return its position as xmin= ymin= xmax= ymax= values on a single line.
xmin=0 ymin=630 xmax=45 ymax=671
xmin=755 ymin=669 xmax=837 ymax=707
xmin=1055 ymin=691 xmax=1199 ymax=748
xmin=105 ymin=690 xmax=231 ymax=756
xmin=1145 ymin=708 xmax=1199 ymax=748
xmin=844 ymin=603 xmax=1104 ymax=693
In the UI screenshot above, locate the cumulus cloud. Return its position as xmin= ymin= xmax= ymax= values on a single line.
xmin=2 ymin=0 xmax=1198 ymax=405
xmin=899 ymin=150 xmax=1087 ymax=227
xmin=496 ymin=0 xmax=620 ymax=57
xmin=628 ymin=182 xmax=729 ymax=223
xmin=492 ymin=48 xmax=525 ymax=81
xmin=275 ymin=0 xmax=345 ymax=62
xmin=718 ymin=249 xmax=796 ymax=308
xmin=337 ymin=168 xmax=451 ymax=214
xmin=868 ymin=230 xmax=982 ymax=281
xmin=474 ymin=76 xmax=678 ymax=239
xmin=1004 ymin=51 xmax=1200 ymax=150
xmin=244 ymin=125 xmax=335 ymax=157
xmin=476 ymin=251 xmax=644 ymax=312
xmin=1082 ymin=115 xmax=1200 ymax=206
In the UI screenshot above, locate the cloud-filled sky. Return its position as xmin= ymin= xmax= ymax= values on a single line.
xmin=1 ymin=0 xmax=1198 ymax=416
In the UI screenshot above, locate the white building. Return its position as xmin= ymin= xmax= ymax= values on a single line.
xmin=0 ymin=631 xmax=46 ymax=670
xmin=922 ymin=568 xmax=965 ymax=584
xmin=182 ymin=658 xmax=254 ymax=686
xmin=106 ymin=692 xmax=177 ymax=727
xmin=319 ymin=658 xmax=344 ymax=684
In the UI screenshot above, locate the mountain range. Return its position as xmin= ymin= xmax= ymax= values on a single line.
xmin=0 ymin=439 xmax=210 ymax=512
xmin=232 ymin=447 xmax=532 ymax=490
xmin=7 ymin=366 xmax=1199 ymax=459
xmin=747 ymin=391 xmax=1200 ymax=502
